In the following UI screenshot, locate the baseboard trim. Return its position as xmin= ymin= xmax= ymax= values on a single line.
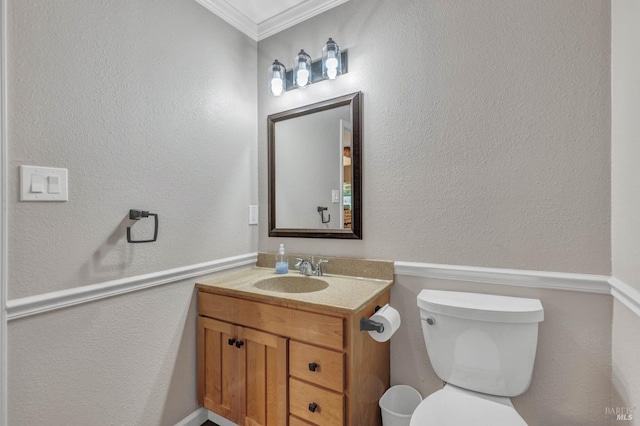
xmin=175 ymin=408 xmax=209 ymax=426
xmin=208 ymin=410 xmax=238 ymax=426
xmin=610 ymin=277 xmax=640 ymax=317
xmin=394 ymin=261 xmax=611 ymax=294
xmin=7 ymin=252 xmax=257 ymax=321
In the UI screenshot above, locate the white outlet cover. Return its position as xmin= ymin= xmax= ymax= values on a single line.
xmin=20 ymin=165 xmax=68 ymax=202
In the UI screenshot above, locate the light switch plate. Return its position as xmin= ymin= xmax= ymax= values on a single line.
xmin=20 ymin=165 xmax=68 ymax=201
xmin=249 ymin=205 xmax=259 ymax=225
xmin=332 ymin=190 xmax=340 ymax=203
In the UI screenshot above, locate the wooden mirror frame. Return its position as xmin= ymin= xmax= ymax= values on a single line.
xmin=268 ymin=92 xmax=362 ymax=239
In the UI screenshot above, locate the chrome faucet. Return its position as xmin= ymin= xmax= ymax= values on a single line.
xmin=295 ymin=257 xmax=329 ymax=276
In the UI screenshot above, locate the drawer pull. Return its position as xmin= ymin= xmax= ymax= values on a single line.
xmin=308 ymin=402 xmax=318 ymax=413
xmin=228 ymin=338 xmax=236 ymax=346
xmin=308 ymin=362 xmax=318 ymax=372
xmin=235 ymin=340 xmax=245 ymax=348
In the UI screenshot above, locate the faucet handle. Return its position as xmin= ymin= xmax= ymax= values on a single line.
xmin=315 ymin=259 xmax=329 ymax=276
xmin=295 ymin=258 xmax=314 ymax=276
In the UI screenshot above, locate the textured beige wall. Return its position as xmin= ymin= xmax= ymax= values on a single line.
xmin=258 ymin=0 xmax=611 ymax=275
xmin=6 ymin=0 xmax=257 ymax=423
xmin=392 ymin=276 xmax=612 ymax=426
xmin=612 ymin=301 xmax=640 ymax=425
xmin=5 ymin=0 xmax=619 ymax=424
xmin=7 ymin=0 xmax=258 ymax=300
xmin=257 ymin=1 xmax=613 ymax=422
xmin=611 ymin=0 xmax=640 ymax=422
xmin=612 ymin=0 xmax=640 ymax=293
xmin=9 ymin=278 xmax=198 ymax=425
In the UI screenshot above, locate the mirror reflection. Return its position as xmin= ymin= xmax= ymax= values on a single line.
xmin=268 ymin=92 xmax=361 ymax=239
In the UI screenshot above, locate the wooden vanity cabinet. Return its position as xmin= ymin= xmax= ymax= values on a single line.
xmin=198 ymin=316 xmax=287 ymax=426
xmin=198 ymin=289 xmax=390 ymax=426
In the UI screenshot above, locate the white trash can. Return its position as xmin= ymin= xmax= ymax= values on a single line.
xmin=379 ymin=385 xmax=423 ymax=426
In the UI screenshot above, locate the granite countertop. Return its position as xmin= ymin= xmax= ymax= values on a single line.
xmin=196 ymin=267 xmax=393 ymax=314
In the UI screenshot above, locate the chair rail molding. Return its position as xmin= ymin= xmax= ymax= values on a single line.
xmin=394 ymin=261 xmax=612 ymax=294
xmin=609 ymin=277 xmax=640 ymax=317
xmin=7 ymin=252 xmax=258 ymax=321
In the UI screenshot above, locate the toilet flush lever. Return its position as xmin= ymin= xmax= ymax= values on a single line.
xmin=424 ymin=317 xmax=436 ymax=325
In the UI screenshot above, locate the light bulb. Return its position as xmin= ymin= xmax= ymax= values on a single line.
xmin=270 ymin=78 xmax=283 ymax=96
xmin=296 ymin=70 xmax=309 ymax=87
xmin=326 ymin=50 xmax=338 ymax=68
xmin=326 ymin=53 xmax=338 ymax=79
xmin=296 ymin=63 xmax=309 ymax=87
xmin=268 ymin=59 xmax=286 ymax=96
xmin=322 ymin=38 xmax=341 ymax=80
xmin=294 ymin=49 xmax=312 ymax=88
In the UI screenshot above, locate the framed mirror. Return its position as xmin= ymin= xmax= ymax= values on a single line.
xmin=268 ymin=92 xmax=362 ymax=239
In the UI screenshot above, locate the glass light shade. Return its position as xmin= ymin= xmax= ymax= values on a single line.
xmin=322 ymin=38 xmax=341 ymax=80
xmin=294 ymin=49 xmax=312 ymax=89
xmin=268 ymin=59 xmax=286 ymax=96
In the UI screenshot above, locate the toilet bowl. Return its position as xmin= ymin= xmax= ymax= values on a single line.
xmin=410 ymin=384 xmax=526 ymax=426
xmin=412 ymin=289 xmax=544 ymax=425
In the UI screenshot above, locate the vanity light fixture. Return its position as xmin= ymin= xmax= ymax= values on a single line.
xmin=294 ymin=49 xmax=312 ymax=89
xmin=268 ymin=59 xmax=286 ymax=97
xmin=268 ymin=38 xmax=348 ymax=96
xmin=322 ymin=38 xmax=341 ymax=80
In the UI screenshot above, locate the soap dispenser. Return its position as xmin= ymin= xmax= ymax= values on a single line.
xmin=275 ymin=244 xmax=288 ymax=274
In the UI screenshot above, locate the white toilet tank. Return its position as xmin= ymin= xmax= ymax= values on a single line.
xmin=417 ymin=290 xmax=544 ymax=397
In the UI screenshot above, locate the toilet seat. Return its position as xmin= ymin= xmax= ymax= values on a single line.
xmin=410 ymin=384 xmax=527 ymax=426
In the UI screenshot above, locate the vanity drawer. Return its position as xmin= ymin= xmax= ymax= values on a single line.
xmin=289 ymin=415 xmax=317 ymax=426
xmin=290 ymin=378 xmax=344 ymax=425
xmin=199 ymin=292 xmax=344 ymax=350
xmin=290 ymin=341 xmax=344 ymax=393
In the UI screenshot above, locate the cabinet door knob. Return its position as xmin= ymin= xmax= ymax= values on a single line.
xmin=228 ymin=338 xmax=236 ymax=346
xmin=308 ymin=402 xmax=318 ymax=413
xmin=235 ymin=340 xmax=244 ymax=348
xmin=308 ymin=362 xmax=318 ymax=372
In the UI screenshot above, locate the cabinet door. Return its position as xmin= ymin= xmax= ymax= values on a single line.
xmin=198 ymin=317 xmax=242 ymax=423
xmin=240 ymin=327 xmax=288 ymax=426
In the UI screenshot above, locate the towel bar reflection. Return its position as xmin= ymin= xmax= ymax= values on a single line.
xmin=318 ymin=206 xmax=330 ymax=224
xmin=127 ymin=209 xmax=159 ymax=243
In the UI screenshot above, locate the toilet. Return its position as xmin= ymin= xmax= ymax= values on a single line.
xmin=411 ymin=289 xmax=544 ymax=425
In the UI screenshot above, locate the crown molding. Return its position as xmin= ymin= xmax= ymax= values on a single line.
xmin=258 ymin=0 xmax=349 ymax=41
xmin=194 ymin=0 xmax=349 ymax=41
xmin=194 ymin=0 xmax=258 ymax=40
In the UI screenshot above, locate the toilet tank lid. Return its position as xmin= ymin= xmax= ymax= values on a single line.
xmin=417 ymin=290 xmax=544 ymax=323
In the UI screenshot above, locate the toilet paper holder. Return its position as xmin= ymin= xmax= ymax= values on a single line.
xmin=360 ymin=305 xmax=384 ymax=333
